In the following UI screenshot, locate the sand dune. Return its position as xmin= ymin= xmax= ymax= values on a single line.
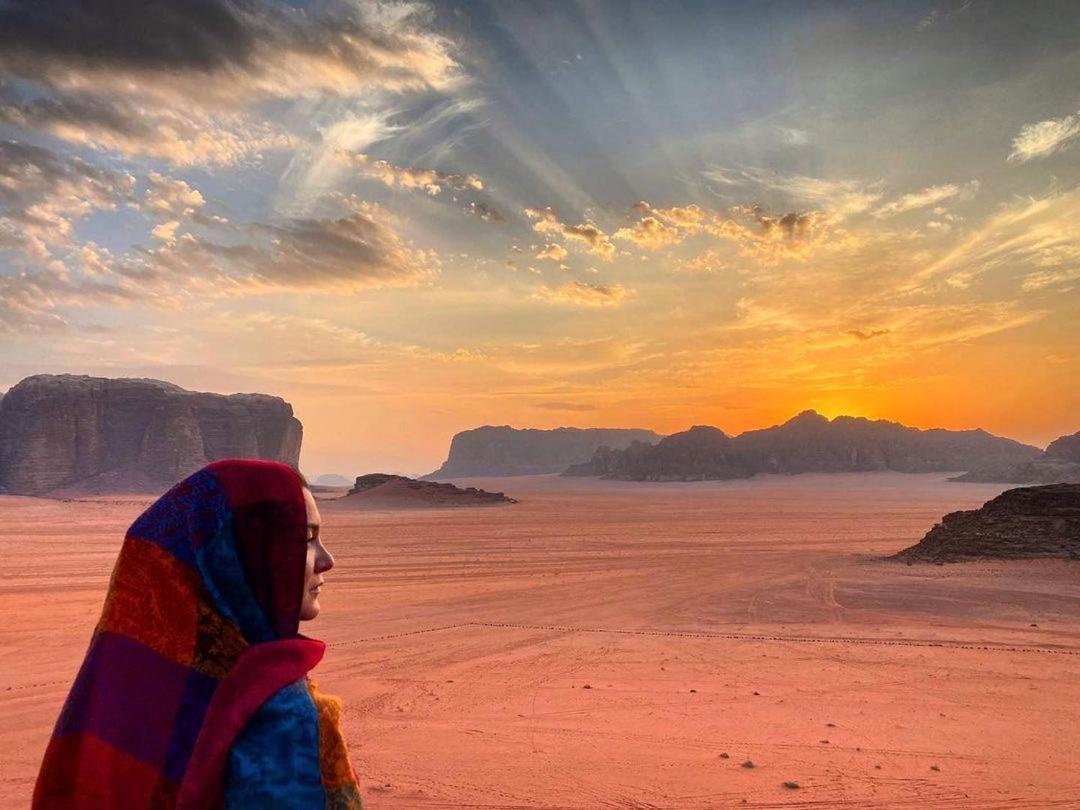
xmin=2 ymin=473 xmax=1078 ymax=807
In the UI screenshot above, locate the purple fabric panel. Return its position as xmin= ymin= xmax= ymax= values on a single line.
xmin=57 ymin=631 xmax=191 ymax=768
xmin=163 ymin=668 xmax=218 ymax=783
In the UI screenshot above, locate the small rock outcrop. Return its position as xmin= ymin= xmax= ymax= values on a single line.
xmin=565 ymin=410 xmax=1041 ymax=481
xmin=893 ymin=484 xmax=1080 ymax=562
xmin=0 ymin=374 xmax=302 ymax=495
xmin=328 ymin=473 xmax=517 ymax=509
xmin=427 ymin=426 xmax=661 ymax=478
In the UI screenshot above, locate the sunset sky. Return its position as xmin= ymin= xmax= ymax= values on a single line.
xmin=1 ymin=0 xmax=1078 ymax=476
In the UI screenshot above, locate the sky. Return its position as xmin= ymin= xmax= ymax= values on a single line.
xmin=0 ymin=0 xmax=1078 ymax=477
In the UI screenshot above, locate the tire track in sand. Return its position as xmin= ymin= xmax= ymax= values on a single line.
xmin=328 ymin=622 xmax=1080 ymax=656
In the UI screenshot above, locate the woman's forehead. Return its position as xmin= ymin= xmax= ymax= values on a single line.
xmin=302 ymin=487 xmax=321 ymax=525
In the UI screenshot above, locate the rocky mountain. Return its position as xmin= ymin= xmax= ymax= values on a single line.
xmin=893 ymin=484 xmax=1080 ymax=562
xmin=1047 ymin=432 xmax=1080 ymax=462
xmin=326 ymin=473 xmax=517 ymax=509
xmin=949 ymin=429 xmax=1080 ymax=484
xmin=426 ymin=425 xmax=661 ymax=478
xmin=564 ymin=410 xmax=1042 ymax=480
xmin=0 ymin=374 xmax=302 ymax=496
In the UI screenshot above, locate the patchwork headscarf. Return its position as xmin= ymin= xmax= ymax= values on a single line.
xmin=33 ymin=459 xmax=363 ymax=809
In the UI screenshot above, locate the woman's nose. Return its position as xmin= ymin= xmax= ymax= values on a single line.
xmin=316 ymin=542 xmax=334 ymax=573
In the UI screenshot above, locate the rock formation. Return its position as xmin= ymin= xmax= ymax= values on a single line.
xmin=564 ymin=410 xmax=1042 ymax=481
xmin=0 ymin=374 xmax=302 ymax=496
xmin=327 ymin=473 xmax=517 ymax=509
xmin=1047 ymin=432 xmax=1080 ymax=463
xmin=893 ymin=484 xmax=1080 ymax=562
xmin=427 ymin=426 xmax=661 ymax=478
xmin=312 ymin=473 xmax=352 ymax=487
xmin=950 ymin=430 xmax=1080 ymax=484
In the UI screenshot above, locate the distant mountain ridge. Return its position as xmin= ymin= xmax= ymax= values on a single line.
xmin=426 ymin=425 xmax=662 ymax=479
xmin=564 ymin=410 xmax=1043 ymax=480
xmin=950 ymin=429 xmax=1080 ymax=484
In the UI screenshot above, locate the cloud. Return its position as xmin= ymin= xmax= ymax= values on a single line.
xmin=151 ymin=221 xmax=181 ymax=243
xmin=465 ymin=201 xmax=504 ymax=222
xmin=0 ymin=90 xmax=295 ymax=166
xmin=523 ymin=207 xmax=616 ymax=259
xmin=0 ymin=0 xmax=460 ymax=165
xmin=613 ymin=216 xmax=682 ymax=250
xmin=536 ymin=243 xmax=568 ymax=262
xmin=1008 ymin=110 xmax=1080 ymax=162
xmin=0 ymin=248 xmax=139 ymax=332
xmin=532 ymin=280 xmax=630 ymax=307
xmin=343 ymin=153 xmax=483 ymax=196
xmin=905 ymin=188 xmax=1080 ymax=291
xmin=627 ymin=200 xmax=840 ymax=266
xmin=874 ymin=181 xmax=978 ymax=218
xmin=144 ymin=172 xmax=205 ymax=218
xmin=231 ymin=198 xmax=439 ymax=290
xmin=682 ymin=249 xmax=729 ymax=273
xmin=1021 ymin=266 xmax=1080 ymax=291
xmin=0 ymin=140 xmax=135 ymax=260
xmin=122 ymin=196 xmax=438 ymax=293
xmin=704 ymin=166 xmax=883 ymax=218
xmin=0 ymin=191 xmax=440 ymax=332
xmin=846 ymin=328 xmax=890 ymax=341
xmin=916 ymin=0 xmax=972 ymax=31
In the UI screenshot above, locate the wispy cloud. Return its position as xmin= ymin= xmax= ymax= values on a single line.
xmin=704 ymin=166 xmax=883 ymax=218
xmin=905 ymin=188 xmax=1080 ymax=290
xmin=1008 ymin=110 xmax=1080 ymax=162
xmin=533 ymin=280 xmax=630 ymax=307
xmin=874 ymin=182 xmax=978 ymax=218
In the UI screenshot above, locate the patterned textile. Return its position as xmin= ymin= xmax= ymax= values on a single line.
xmin=33 ymin=458 xmax=363 ymax=809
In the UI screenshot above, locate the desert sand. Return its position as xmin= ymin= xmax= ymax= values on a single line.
xmin=2 ymin=473 xmax=1079 ymax=807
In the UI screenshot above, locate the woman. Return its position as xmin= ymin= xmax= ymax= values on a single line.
xmin=32 ymin=458 xmax=363 ymax=809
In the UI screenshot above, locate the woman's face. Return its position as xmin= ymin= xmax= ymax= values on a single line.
xmin=300 ymin=486 xmax=334 ymax=621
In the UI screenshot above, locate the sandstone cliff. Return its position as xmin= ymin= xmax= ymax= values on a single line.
xmin=564 ymin=410 xmax=1042 ymax=480
xmin=893 ymin=484 xmax=1080 ymax=562
xmin=0 ymin=374 xmax=302 ymax=495
xmin=427 ymin=425 xmax=661 ymax=478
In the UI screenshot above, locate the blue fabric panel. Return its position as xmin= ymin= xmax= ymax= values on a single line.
xmin=224 ymin=679 xmax=326 ymax=809
xmin=194 ymin=511 xmax=275 ymax=644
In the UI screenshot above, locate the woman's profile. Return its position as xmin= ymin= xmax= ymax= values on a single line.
xmin=32 ymin=458 xmax=363 ymax=808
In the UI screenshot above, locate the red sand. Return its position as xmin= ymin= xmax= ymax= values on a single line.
xmin=3 ymin=472 xmax=1079 ymax=807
